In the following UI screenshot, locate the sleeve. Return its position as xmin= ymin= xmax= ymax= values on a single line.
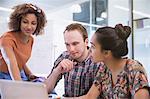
xmin=0 ymin=37 xmax=15 ymax=49
xmin=93 ymin=62 xmax=104 ymax=77
xmin=93 ymin=72 xmax=102 ymax=91
xmin=93 ymin=64 xmax=107 ymax=91
xmin=129 ymin=62 xmax=150 ymax=95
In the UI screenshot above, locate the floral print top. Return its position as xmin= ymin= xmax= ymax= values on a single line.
xmin=94 ymin=58 xmax=149 ymax=99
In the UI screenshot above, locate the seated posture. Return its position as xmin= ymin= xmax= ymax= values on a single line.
xmin=0 ymin=3 xmax=47 ymax=81
xmin=44 ymin=23 xmax=102 ymax=97
xmin=71 ymin=24 xmax=150 ymax=99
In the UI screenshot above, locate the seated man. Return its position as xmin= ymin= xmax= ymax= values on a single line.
xmin=44 ymin=23 xmax=103 ymax=97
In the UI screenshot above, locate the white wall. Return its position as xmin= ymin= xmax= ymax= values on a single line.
xmin=27 ymin=6 xmax=73 ymax=76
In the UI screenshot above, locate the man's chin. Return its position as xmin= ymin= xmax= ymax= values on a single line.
xmin=70 ymin=56 xmax=78 ymax=60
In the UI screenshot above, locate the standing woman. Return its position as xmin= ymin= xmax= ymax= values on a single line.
xmin=72 ymin=24 xmax=150 ymax=99
xmin=0 ymin=3 xmax=47 ymax=81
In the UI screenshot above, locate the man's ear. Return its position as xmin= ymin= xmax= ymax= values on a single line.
xmin=85 ymin=38 xmax=88 ymax=46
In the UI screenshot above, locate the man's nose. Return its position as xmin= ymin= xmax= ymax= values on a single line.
xmin=69 ymin=45 xmax=75 ymax=52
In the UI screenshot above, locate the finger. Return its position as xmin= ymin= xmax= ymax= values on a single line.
xmin=61 ymin=60 xmax=72 ymax=70
xmin=64 ymin=60 xmax=73 ymax=70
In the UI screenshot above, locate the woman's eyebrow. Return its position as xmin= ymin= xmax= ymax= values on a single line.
xmin=90 ymin=42 xmax=96 ymax=47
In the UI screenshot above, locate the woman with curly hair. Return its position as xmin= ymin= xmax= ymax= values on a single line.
xmin=0 ymin=3 xmax=47 ymax=81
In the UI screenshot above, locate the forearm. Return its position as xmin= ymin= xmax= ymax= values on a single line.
xmin=5 ymin=54 xmax=22 ymax=81
xmin=44 ymin=68 xmax=61 ymax=93
xmin=1 ymin=46 xmax=22 ymax=81
xmin=9 ymin=64 xmax=22 ymax=81
xmin=23 ymin=65 xmax=33 ymax=77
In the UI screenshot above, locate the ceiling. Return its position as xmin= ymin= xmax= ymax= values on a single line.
xmin=0 ymin=0 xmax=87 ymax=14
xmin=0 ymin=0 xmax=149 ymax=20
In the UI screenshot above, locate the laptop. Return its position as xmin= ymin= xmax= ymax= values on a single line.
xmin=0 ymin=79 xmax=49 ymax=99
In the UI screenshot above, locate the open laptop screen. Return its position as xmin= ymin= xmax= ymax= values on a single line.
xmin=0 ymin=79 xmax=49 ymax=99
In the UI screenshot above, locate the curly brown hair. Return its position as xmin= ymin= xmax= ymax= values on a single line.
xmin=8 ymin=3 xmax=47 ymax=35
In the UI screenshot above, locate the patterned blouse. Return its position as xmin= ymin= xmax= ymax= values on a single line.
xmin=94 ymin=58 xmax=149 ymax=99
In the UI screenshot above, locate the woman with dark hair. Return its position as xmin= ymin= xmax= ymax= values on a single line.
xmin=70 ymin=24 xmax=150 ymax=99
xmin=0 ymin=3 xmax=47 ymax=81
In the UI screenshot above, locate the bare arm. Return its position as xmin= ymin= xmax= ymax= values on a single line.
xmin=1 ymin=46 xmax=22 ymax=80
xmin=134 ymin=88 xmax=150 ymax=99
xmin=23 ymin=64 xmax=32 ymax=76
xmin=23 ymin=64 xmax=38 ymax=80
xmin=44 ymin=67 xmax=61 ymax=93
xmin=44 ymin=59 xmax=73 ymax=93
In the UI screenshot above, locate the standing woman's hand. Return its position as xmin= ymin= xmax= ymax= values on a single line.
xmin=28 ymin=74 xmax=38 ymax=81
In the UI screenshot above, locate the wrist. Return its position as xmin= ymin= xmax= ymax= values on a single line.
xmin=53 ymin=68 xmax=61 ymax=76
xmin=28 ymin=74 xmax=33 ymax=78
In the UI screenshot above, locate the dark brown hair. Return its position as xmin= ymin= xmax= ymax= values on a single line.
xmin=63 ymin=23 xmax=88 ymax=41
xmin=95 ymin=24 xmax=131 ymax=58
xmin=8 ymin=3 xmax=47 ymax=35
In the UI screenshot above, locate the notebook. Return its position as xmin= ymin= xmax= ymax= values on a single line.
xmin=0 ymin=79 xmax=49 ymax=99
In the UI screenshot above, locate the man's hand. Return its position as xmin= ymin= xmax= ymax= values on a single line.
xmin=55 ymin=59 xmax=74 ymax=74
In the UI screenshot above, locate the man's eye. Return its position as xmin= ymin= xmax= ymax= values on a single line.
xmin=65 ymin=44 xmax=69 ymax=46
xmin=72 ymin=42 xmax=78 ymax=46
